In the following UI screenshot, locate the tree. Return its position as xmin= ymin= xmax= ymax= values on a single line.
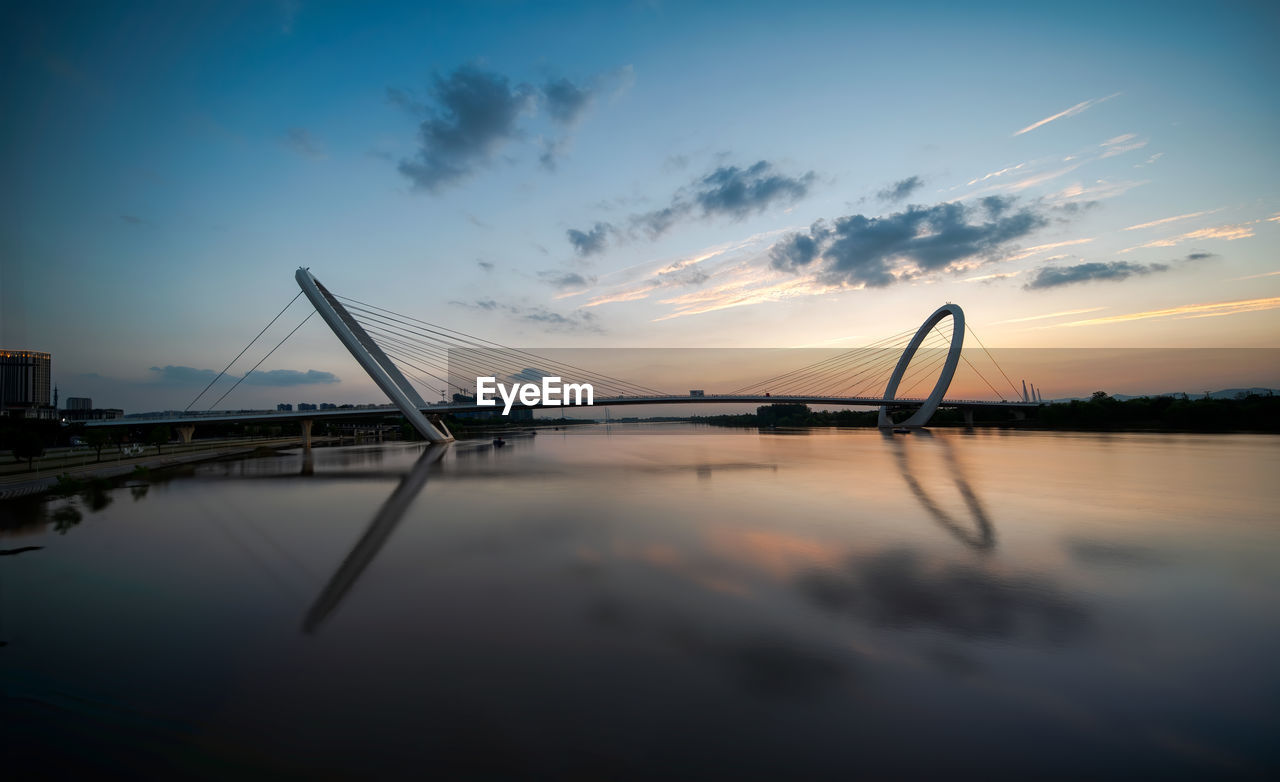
xmin=84 ymin=429 xmax=113 ymax=461
xmin=148 ymin=425 xmax=172 ymax=455
xmin=12 ymin=431 xmax=45 ymax=470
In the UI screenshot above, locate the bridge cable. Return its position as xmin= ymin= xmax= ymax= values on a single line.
xmin=184 ymin=290 xmax=304 ymax=412
xmin=336 ymin=296 xmax=669 ymax=396
xmin=965 ymin=323 xmax=1023 ymax=399
xmin=337 ymin=297 xmax=668 ymax=397
xmin=930 ymin=324 xmax=1006 ymax=401
xmin=208 ymin=311 xmax=316 ymax=411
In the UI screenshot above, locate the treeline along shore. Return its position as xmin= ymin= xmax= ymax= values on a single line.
xmin=691 ymin=392 xmax=1280 ymax=433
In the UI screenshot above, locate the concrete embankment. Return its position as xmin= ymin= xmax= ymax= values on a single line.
xmin=0 ymin=438 xmax=316 ymax=501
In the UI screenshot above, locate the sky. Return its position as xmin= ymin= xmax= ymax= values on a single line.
xmin=2 ymin=0 xmax=1278 ymax=412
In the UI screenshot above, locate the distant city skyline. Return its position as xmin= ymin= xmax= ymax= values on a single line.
xmin=4 ymin=1 xmax=1277 ymax=411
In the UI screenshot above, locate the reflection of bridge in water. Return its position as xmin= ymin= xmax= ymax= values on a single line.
xmin=88 ymin=269 xmax=1039 ymax=442
xmin=301 ymin=435 xmax=999 ymax=633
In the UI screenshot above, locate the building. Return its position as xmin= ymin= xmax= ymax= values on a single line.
xmin=1 ymin=349 xmax=53 ymax=418
xmin=277 ymin=403 xmax=294 ymax=411
xmin=66 ymin=396 xmax=93 ymax=410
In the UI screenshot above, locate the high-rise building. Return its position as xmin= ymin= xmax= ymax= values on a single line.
xmin=66 ymin=396 xmax=93 ymax=410
xmin=1 ymin=350 xmax=52 ymax=412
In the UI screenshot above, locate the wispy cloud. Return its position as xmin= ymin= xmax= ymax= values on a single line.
xmin=1124 ymin=209 xmax=1218 ymax=231
xmin=1230 ymin=269 xmax=1280 ymax=281
xmin=1122 ymin=223 xmax=1255 ymax=252
xmin=1099 ymin=133 xmax=1147 ymax=158
xmin=1004 ymin=237 xmax=1094 ymax=262
xmin=1047 ymin=297 xmax=1280 ymax=328
xmin=1012 ymin=93 xmax=1120 ymax=137
xmin=994 ymin=307 xmax=1106 ymax=325
xmin=284 ymin=127 xmax=326 ymax=159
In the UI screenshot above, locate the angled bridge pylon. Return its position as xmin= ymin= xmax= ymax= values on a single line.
xmin=295 ymin=268 xmax=454 ymax=443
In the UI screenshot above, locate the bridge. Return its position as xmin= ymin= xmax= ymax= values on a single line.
xmin=87 ymin=269 xmax=1041 ymax=443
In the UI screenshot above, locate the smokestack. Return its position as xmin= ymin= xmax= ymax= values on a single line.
xmin=1022 ymin=380 xmax=1029 ymax=402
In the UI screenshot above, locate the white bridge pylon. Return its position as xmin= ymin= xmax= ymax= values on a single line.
xmin=296 ymin=268 xmax=455 ymax=443
xmin=877 ymin=303 xmax=965 ymax=428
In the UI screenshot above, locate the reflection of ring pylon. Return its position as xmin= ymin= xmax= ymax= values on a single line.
xmin=878 ymin=303 xmax=965 ymax=428
xmin=302 ymin=444 xmax=449 ymax=633
xmin=888 ymin=430 xmax=994 ymax=551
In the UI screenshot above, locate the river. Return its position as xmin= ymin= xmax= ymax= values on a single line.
xmin=2 ymin=424 xmax=1278 ymax=778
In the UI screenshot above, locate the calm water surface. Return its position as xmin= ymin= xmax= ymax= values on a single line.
xmin=3 ymin=425 xmax=1278 ymax=779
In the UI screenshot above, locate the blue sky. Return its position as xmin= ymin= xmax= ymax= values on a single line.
xmin=3 ymin=1 xmax=1277 ymax=411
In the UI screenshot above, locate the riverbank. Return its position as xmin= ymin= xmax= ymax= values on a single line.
xmin=0 ymin=436 xmax=325 ymax=500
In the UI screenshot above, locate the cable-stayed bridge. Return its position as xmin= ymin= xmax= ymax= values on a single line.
xmin=87 ymin=269 xmax=1040 ymax=442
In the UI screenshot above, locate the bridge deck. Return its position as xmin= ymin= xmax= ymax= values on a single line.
xmin=85 ymin=395 xmax=1038 ymax=428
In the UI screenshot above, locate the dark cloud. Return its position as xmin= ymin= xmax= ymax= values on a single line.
xmin=1024 ymin=260 xmax=1169 ymax=290
xmin=693 ymin=161 xmax=815 ymax=218
xmin=567 ymin=159 xmax=815 ymax=254
xmin=395 ymin=66 xmax=534 ymax=192
xmin=1185 ymin=252 xmax=1216 ymax=261
xmin=566 ymin=222 xmax=614 ymax=256
xmin=632 ymin=204 xmax=688 ymax=239
xmin=450 ymin=300 xmax=602 ymax=333
xmin=537 ymin=270 xmax=596 ymax=290
xmin=541 ymin=77 xmax=593 ymax=125
xmin=877 ymin=175 xmax=923 ymax=202
xmin=772 ymin=196 xmax=1048 ymax=288
xmin=476 ymin=260 xmax=494 ymax=272
xmin=148 ymin=366 xmax=338 ymax=387
xmin=284 ymin=127 xmax=325 ymax=159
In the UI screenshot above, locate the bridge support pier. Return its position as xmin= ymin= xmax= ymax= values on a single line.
xmin=300 ymin=419 xmax=314 ymax=450
xmin=176 ymin=425 xmax=195 ymax=444
xmin=1013 ymin=409 xmax=1026 ymax=421
xmin=963 ymin=409 xmax=974 ymax=427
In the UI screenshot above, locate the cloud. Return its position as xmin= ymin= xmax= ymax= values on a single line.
xmin=692 ymin=161 xmax=815 ymax=218
xmin=476 ymin=260 xmax=494 ymax=272
xmin=284 ymin=127 xmax=325 ymax=159
xmin=771 ymin=196 xmax=1049 ymax=288
xmin=1122 ymin=223 xmax=1255 ymax=252
xmin=450 ymin=299 xmax=602 ymax=333
xmin=1012 ymin=92 xmax=1120 ymax=136
xmin=119 ymin=215 xmax=145 ymax=225
xmin=1047 ymin=296 xmax=1280 ymax=328
xmin=1099 ymin=133 xmax=1147 ymax=158
xmin=993 ymin=307 xmax=1106 ymax=325
xmin=877 ymin=175 xmax=924 ymax=202
xmin=394 ymin=65 xmax=534 ymax=191
xmin=148 ymin=366 xmax=338 ymax=387
xmin=537 ymin=270 xmax=596 ymax=291
xmin=1004 ymin=237 xmax=1094 ymax=262
xmin=567 ymin=160 xmax=815 ymax=254
xmin=566 ymin=222 xmax=614 ymax=256
xmin=1124 ymin=209 xmax=1217 ymax=231
xmin=1023 ymin=261 xmax=1169 ymax=290
xmin=541 ymin=77 xmax=593 ymax=125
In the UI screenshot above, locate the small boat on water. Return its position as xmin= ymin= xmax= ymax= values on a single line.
xmin=492 ymin=436 xmax=506 ymax=447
